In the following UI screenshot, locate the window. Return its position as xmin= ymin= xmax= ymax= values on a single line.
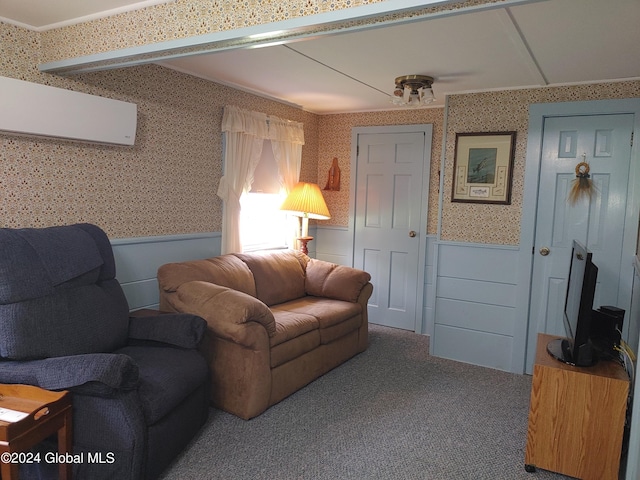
xmin=219 ymin=105 xmax=303 ymax=255
xmin=240 ymin=139 xmax=289 ymax=251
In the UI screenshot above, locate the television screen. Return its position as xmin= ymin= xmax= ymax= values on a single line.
xmin=564 ymin=240 xmax=590 ymax=342
xmin=547 ymin=240 xmax=598 ymax=367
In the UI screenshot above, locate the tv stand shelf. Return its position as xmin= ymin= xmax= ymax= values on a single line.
xmin=525 ymin=334 xmax=629 ymax=480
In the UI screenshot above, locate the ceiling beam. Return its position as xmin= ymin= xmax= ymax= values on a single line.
xmin=39 ymin=0 xmax=541 ymax=76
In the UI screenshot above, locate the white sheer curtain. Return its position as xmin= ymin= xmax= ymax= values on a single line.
xmin=269 ymin=115 xmax=305 ymax=250
xmin=218 ymin=106 xmax=267 ymax=254
xmin=218 ymin=106 xmax=305 ymax=254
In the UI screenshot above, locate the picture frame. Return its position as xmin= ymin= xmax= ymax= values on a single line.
xmin=452 ymin=131 xmax=516 ymax=204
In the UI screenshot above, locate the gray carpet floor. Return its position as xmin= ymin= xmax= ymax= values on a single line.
xmin=161 ymin=324 xmax=575 ymax=480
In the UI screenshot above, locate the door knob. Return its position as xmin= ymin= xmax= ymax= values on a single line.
xmin=539 ymin=247 xmax=550 ymax=256
xmin=409 ymin=231 xmax=417 ymax=238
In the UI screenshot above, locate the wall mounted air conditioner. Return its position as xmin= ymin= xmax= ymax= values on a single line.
xmin=0 ymin=76 xmax=137 ymax=146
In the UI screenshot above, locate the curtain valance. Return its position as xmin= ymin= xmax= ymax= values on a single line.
xmin=221 ymin=105 xmax=269 ymax=138
xmin=268 ymin=115 xmax=305 ymax=145
xmin=221 ymin=105 xmax=304 ymax=145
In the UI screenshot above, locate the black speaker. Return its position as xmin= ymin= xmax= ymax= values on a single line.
xmin=590 ymin=305 xmax=625 ymax=358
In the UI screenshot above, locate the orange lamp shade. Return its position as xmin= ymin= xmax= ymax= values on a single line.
xmin=280 ymin=182 xmax=331 ymax=220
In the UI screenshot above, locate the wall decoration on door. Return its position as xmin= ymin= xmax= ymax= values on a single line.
xmin=568 ymin=154 xmax=596 ymax=205
xmin=452 ymin=131 xmax=516 ymax=204
xmin=324 ymin=157 xmax=341 ymax=191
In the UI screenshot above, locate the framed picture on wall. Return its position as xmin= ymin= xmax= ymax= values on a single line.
xmin=452 ymin=131 xmax=516 ymax=204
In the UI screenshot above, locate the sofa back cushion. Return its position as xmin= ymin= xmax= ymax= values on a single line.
xmin=234 ymin=251 xmax=307 ymax=306
xmin=0 ymin=224 xmax=130 ymax=360
xmin=158 ymin=254 xmax=257 ymax=298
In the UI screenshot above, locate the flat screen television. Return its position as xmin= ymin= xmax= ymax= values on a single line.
xmin=546 ymin=240 xmax=599 ymax=367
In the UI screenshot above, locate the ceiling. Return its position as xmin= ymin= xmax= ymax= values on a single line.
xmin=1 ymin=0 xmax=639 ymax=114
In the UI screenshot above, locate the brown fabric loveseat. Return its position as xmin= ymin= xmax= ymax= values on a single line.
xmin=157 ymin=250 xmax=373 ymax=419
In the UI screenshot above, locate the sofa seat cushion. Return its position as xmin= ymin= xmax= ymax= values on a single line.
xmin=269 ymin=310 xmax=320 ymax=368
xmin=269 ymin=310 xmax=318 ymax=346
xmin=273 ymin=297 xmax=363 ymax=345
xmin=274 ymin=297 xmax=362 ymax=328
xmin=270 ymin=330 xmax=320 ymax=368
xmin=116 ymin=345 xmax=209 ymax=425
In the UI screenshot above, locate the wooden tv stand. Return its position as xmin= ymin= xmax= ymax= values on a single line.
xmin=525 ymin=333 xmax=629 ymax=480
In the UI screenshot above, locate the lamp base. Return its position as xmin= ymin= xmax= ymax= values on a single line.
xmin=298 ymin=236 xmax=313 ymax=255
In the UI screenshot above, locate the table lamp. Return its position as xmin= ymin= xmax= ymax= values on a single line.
xmin=280 ymin=182 xmax=331 ymax=254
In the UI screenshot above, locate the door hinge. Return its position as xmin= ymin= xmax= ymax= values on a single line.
xmin=631 ymin=131 xmax=634 ymax=147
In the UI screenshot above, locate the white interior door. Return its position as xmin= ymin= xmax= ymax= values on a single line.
xmin=353 ymin=128 xmax=430 ymax=331
xmin=526 ymin=113 xmax=634 ymax=369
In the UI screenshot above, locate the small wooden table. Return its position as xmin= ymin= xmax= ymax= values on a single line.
xmin=525 ymin=334 xmax=629 ymax=480
xmin=0 ymin=384 xmax=73 ymax=480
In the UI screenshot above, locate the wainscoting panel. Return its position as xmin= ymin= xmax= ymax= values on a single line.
xmin=436 ymin=243 xmax=519 ymax=283
xmin=422 ymin=235 xmax=437 ymax=335
xmin=437 ymin=277 xmax=517 ymax=308
xmin=435 ymin=297 xmax=514 ymax=336
xmin=314 ymin=226 xmax=351 ymax=266
xmin=111 ymin=232 xmax=221 ymax=310
xmin=432 ymin=242 xmax=519 ymax=371
xmin=433 ymin=324 xmax=513 ymax=371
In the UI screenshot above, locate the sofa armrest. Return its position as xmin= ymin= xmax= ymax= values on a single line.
xmin=357 ymin=282 xmax=374 ymax=305
xmin=175 ymin=281 xmax=276 ymax=345
xmin=128 ymin=313 xmax=206 ymax=349
xmin=306 ymin=258 xmax=372 ymax=303
xmin=0 ymin=353 xmax=139 ymax=396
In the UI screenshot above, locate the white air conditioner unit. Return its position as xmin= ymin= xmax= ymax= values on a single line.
xmin=0 ymin=76 xmax=137 ymax=146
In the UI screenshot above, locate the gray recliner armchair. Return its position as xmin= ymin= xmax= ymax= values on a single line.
xmin=0 ymin=223 xmax=210 ymax=479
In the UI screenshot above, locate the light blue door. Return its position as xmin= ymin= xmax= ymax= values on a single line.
xmin=526 ymin=114 xmax=634 ymax=369
xmin=353 ymin=130 xmax=429 ymax=330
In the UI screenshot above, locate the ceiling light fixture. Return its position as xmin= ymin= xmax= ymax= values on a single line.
xmin=390 ymin=75 xmax=435 ymax=107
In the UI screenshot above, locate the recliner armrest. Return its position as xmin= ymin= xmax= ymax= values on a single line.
xmin=128 ymin=313 xmax=206 ymax=349
xmin=0 ymin=353 xmax=139 ymax=396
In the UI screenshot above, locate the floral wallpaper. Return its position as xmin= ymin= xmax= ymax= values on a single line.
xmin=0 ymin=21 xmax=319 ymax=238
xmin=443 ymin=80 xmax=640 ymax=244
xmin=318 ymin=109 xmax=444 ymax=234
xmin=2 ymin=8 xmax=639 ymax=245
